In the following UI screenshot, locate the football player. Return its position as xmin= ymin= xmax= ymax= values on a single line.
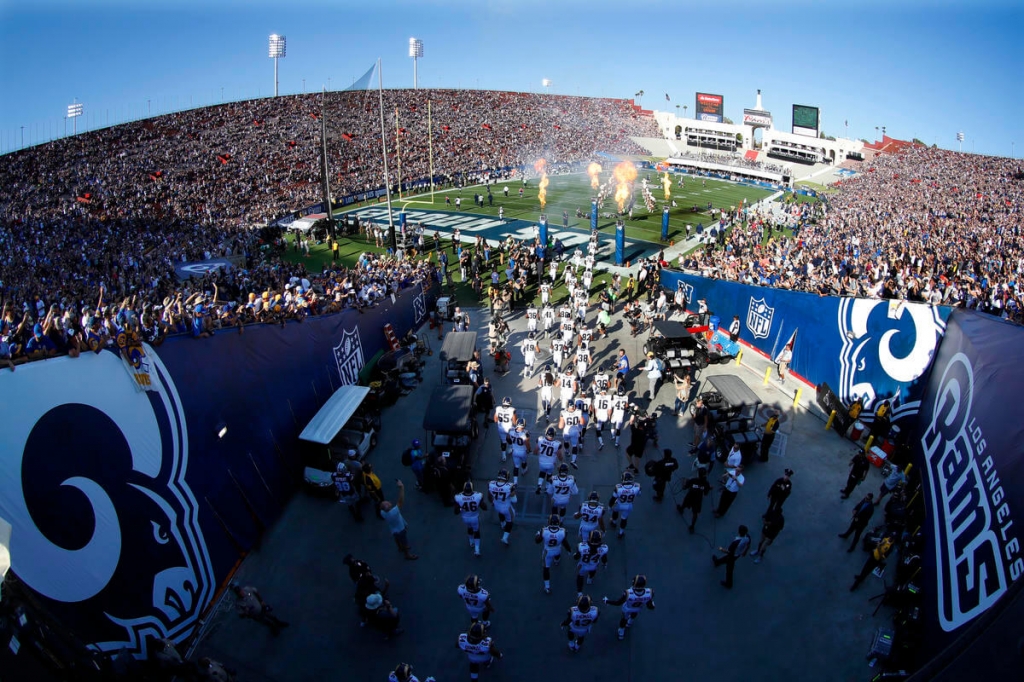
xmin=539 ymin=280 xmax=552 ymax=307
xmin=457 ymin=622 xmax=502 ymax=681
xmin=537 ymin=366 xmax=557 ymax=421
xmin=610 ymin=385 xmax=633 ymax=449
xmin=505 ymin=421 xmax=532 ymax=487
xmin=454 ymin=482 xmax=488 ymax=557
xmin=608 ymin=470 xmax=641 ymax=538
xmin=520 ymin=331 xmax=539 ymax=378
xmin=525 ymin=303 xmax=539 ymax=334
xmin=558 ymin=367 xmax=577 ymax=409
xmin=591 ymin=386 xmax=613 ymax=450
xmin=558 ymin=302 xmax=573 ymax=327
xmin=534 ymin=514 xmax=572 ymax=594
xmin=574 ymin=341 xmax=592 ymax=381
xmin=573 ymin=529 xmax=609 ymax=595
xmin=592 ymin=363 xmax=612 ymax=395
xmin=493 ymin=397 xmax=517 ymax=463
xmin=535 ymin=426 xmax=564 ymax=494
xmin=603 ymin=574 xmax=655 ymax=641
xmin=560 ymin=594 xmax=599 ymax=652
xmin=332 ymin=463 xmax=363 ymax=522
xmin=389 ymin=662 xmax=436 ymax=682
xmin=558 ymin=400 xmax=587 ymax=470
xmin=541 ymin=304 xmax=556 ymax=339
xmin=560 ymin=317 xmax=575 ymax=347
xmin=550 ymin=334 xmax=566 ymax=370
xmin=574 ymin=492 xmax=606 ymax=541
xmin=546 ymin=463 xmax=579 ymax=517
xmin=488 ymin=469 xmax=517 ymax=545
xmin=577 ymin=324 xmax=594 ymax=349
xmin=457 ymin=574 xmax=496 ymax=626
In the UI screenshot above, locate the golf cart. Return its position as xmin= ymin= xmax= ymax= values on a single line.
xmin=644 ymin=320 xmax=712 ymax=375
xmin=439 ymin=331 xmax=478 ymax=385
xmin=422 ymin=385 xmax=479 ymax=480
xmin=299 ymin=385 xmax=379 ymax=494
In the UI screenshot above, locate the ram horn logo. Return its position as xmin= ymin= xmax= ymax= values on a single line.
xmin=746 ymin=297 xmax=775 ymax=339
xmin=0 ymin=348 xmax=214 ymax=657
xmin=334 ymin=327 xmax=365 ymax=387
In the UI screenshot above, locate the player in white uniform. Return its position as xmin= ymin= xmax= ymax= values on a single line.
xmin=525 ymin=305 xmax=539 ymax=333
xmin=575 ymin=290 xmax=588 ymax=322
xmin=493 ymin=397 xmax=517 ymax=462
xmin=537 ymin=366 xmax=557 ymax=421
xmin=558 ymin=303 xmax=573 ymax=326
xmin=559 ymin=368 xmax=577 ymax=409
xmin=520 ymin=331 xmax=539 ymax=378
xmin=546 ymin=463 xmax=579 ymax=517
xmin=454 ymin=482 xmax=488 ymax=556
xmin=574 ymin=492 xmax=607 ymax=540
xmin=535 ymin=426 xmax=563 ymax=494
xmin=573 ymin=529 xmax=609 ymax=595
xmin=457 ymin=574 xmax=495 ymax=626
xmin=548 ymin=259 xmax=559 ymax=281
xmin=577 ymin=324 xmax=595 ymax=348
xmin=541 ymin=304 xmax=556 ymax=338
xmin=603 ymin=574 xmax=655 ymax=640
xmin=389 ymin=662 xmax=436 ymax=682
xmin=550 ymin=336 xmax=566 ymax=369
xmin=560 ymin=318 xmax=575 ymax=346
xmin=332 ymin=464 xmax=362 ymax=522
xmin=610 ymin=385 xmax=632 ymax=448
xmin=582 ymin=268 xmax=594 ymax=292
xmin=574 ymin=393 xmax=593 ymax=445
xmin=457 ymin=622 xmax=502 ymax=681
xmin=535 ymin=514 xmax=572 ymax=594
xmin=608 ymin=470 xmax=641 ymax=538
xmin=539 ymin=281 xmax=552 ymax=307
xmin=505 ymin=420 xmax=531 ymax=485
xmin=591 ymin=386 xmax=613 ymax=450
xmin=574 ymin=342 xmax=591 ymax=381
xmin=558 ymin=401 xmax=587 ymax=470
xmin=488 ymin=469 xmax=517 ymax=544
xmin=560 ymin=594 xmax=600 ymax=652
xmin=592 ymin=364 xmax=612 ymax=395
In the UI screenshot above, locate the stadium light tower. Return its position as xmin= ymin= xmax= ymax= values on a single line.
xmin=957 ymin=131 xmax=964 ymax=153
xmin=269 ymin=34 xmax=286 ymax=97
xmin=409 ymin=38 xmax=424 ymax=89
xmin=542 ymin=78 xmax=552 ymax=93
xmin=67 ymin=101 xmax=83 ymax=136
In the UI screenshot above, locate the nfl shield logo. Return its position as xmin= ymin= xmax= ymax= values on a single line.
xmin=680 ymin=282 xmax=695 ymax=305
xmin=747 ymin=297 xmax=775 ymax=339
xmin=334 ymin=327 xmax=365 ymax=386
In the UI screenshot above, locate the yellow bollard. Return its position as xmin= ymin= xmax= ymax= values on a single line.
xmin=904 ymin=463 xmax=913 ymax=475
xmin=763 ymin=366 xmax=772 ymax=385
xmin=825 ymin=410 xmax=837 ymax=431
xmin=863 ymin=435 xmax=875 ymax=452
xmin=793 ymin=388 xmax=802 ymax=407
xmin=735 ymin=349 xmax=743 ymax=366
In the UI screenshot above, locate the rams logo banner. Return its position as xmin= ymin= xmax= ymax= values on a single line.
xmin=746 ymin=297 xmax=775 ymax=339
xmin=334 ymin=327 xmax=365 ymax=386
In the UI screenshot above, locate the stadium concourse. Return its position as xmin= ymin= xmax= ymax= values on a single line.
xmin=191 ymin=302 xmax=885 ymax=682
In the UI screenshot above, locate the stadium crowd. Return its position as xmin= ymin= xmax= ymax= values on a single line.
xmin=669 ymin=149 xmax=791 ymax=176
xmin=680 ymin=145 xmax=1023 ymax=321
xmin=0 ymin=90 xmax=657 ymax=366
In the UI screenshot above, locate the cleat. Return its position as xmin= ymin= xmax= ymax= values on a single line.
xmin=618 ymin=530 xmax=625 ymax=538
xmin=617 ymin=629 xmax=625 ymax=640
xmin=535 ymin=486 xmax=542 ymax=495
xmin=545 ymin=586 xmax=551 ymax=594
xmin=501 ymin=453 xmax=507 ymax=462
xmin=474 ymin=550 xmax=481 ymax=557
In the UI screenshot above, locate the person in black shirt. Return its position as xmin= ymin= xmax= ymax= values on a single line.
xmin=751 ymin=508 xmax=785 ymax=563
xmin=765 ymin=469 xmax=793 ymax=516
xmin=712 ymin=525 xmax=751 ymax=589
xmin=691 ymin=397 xmax=709 ymax=446
xmin=838 ymin=493 xmax=875 ymax=553
xmin=475 ymin=378 xmax=495 ymax=429
xmin=676 ymin=468 xmax=712 ymax=534
xmin=840 ymin=451 xmax=871 ymax=499
xmin=648 ymin=449 xmax=679 ymax=501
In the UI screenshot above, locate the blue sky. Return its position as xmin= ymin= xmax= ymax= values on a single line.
xmin=0 ymin=0 xmax=1020 ymax=156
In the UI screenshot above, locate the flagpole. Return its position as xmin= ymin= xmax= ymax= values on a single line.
xmin=395 ymin=106 xmax=402 ymax=200
xmin=377 ymin=58 xmax=397 ymax=252
xmin=428 ymin=99 xmax=436 ymax=203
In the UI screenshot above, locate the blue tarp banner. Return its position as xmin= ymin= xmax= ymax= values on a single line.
xmin=911 ymin=310 xmax=1024 ymax=667
xmin=660 ymin=270 xmax=952 ymax=416
xmin=0 ymin=282 xmax=436 ymax=657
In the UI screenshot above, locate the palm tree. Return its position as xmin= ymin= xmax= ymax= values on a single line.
xmin=635 ymin=90 xmax=645 ymax=106
xmin=683 ymin=105 xmax=687 ymax=118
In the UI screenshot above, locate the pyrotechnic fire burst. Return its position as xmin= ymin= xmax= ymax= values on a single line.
xmin=535 ymin=158 xmax=549 ymax=209
xmin=663 ymin=172 xmax=672 ymax=200
xmin=613 ymin=161 xmax=638 ymax=212
xmin=587 ymin=162 xmax=602 ymax=189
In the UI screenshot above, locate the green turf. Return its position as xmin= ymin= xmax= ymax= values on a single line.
xmin=379 ymin=171 xmax=773 ymax=245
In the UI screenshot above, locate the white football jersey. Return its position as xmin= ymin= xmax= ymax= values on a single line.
xmin=522 ymin=338 xmax=538 ymax=354
xmin=560 ymin=372 xmax=576 ymax=395
xmin=576 ymin=542 xmax=609 ymax=571
xmin=559 ymin=306 xmax=573 ymax=321
xmin=579 ymin=327 xmax=594 ymax=344
xmin=593 ymin=394 xmax=613 ymax=420
xmin=455 ymin=491 xmax=484 ymax=520
xmin=561 ymin=409 xmax=584 ymax=434
xmin=551 ymin=338 xmax=566 ymax=354
xmin=623 ymin=587 xmax=654 ymax=612
xmin=547 ymin=475 xmax=578 ymax=504
xmin=457 ymin=584 xmax=490 ymax=611
xmin=568 ymin=605 xmax=599 ymax=632
xmin=458 ymin=634 xmax=493 ymax=663
xmin=542 ymin=306 xmax=555 ymax=324
xmin=494 ymin=405 xmax=516 ymax=431
xmin=489 ymin=480 xmax=516 ymax=508
xmin=537 ymin=437 xmax=561 ymax=469
xmin=613 ymin=482 xmax=641 ymax=509
xmin=526 ymin=307 xmax=538 ymax=320
xmin=593 ymin=373 xmax=611 ymax=393
xmin=611 ymin=396 xmax=630 ymax=422
xmin=541 ymin=526 xmax=566 ymax=554
xmin=506 ymin=429 xmax=530 ymax=456
xmin=576 ymin=348 xmax=591 ymax=366
xmin=577 ymin=502 xmax=605 ymax=532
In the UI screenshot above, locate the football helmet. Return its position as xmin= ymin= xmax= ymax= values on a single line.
xmin=528 ymin=331 xmax=536 ymax=339
xmin=392 ymin=663 xmax=413 ymax=682
xmin=632 ymin=574 xmax=647 ymax=590
xmin=617 ymin=385 xmax=627 ymax=396
xmin=464 ymin=574 xmax=482 ymax=593
xmin=411 ymin=439 xmax=420 ymax=448
xmin=588 ymin=529 xmax=604 ymax=546
xmin=577 ymin=595 xmax=592 ymax=612
xmin=546 ymin=426 xmax=557 ymax=439
xmin=622 ymin=470 xmax=634 ymax=483
xmin=548 ymin=514 xmax=562 ymax=528
xmin=463 ymin=482 xmax=474 ymax=495
xmin=502 ymin=396 xmax=512 ymax=407
xmin=496 ymin=469 xmax=509 ymax=483
xmin=515 ymin=418 xmax=526 ymax=430
xmin=557 ymin=463 xmax=570 ymax=478
xmin=587 ymin=491 xmax=600 ymax=505
xmin=468 ymin=622 xmax=486 ymax=643
xmin=567 ymin=401 xmax=576 ymax=411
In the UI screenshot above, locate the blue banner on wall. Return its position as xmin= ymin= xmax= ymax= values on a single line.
xmin=660 ymin=270 xmax=951 ymax=416
xmin=910 ymin=310 xmax=1024 ymax=668
xmin=0 ymin=282 xmax=436 ymax=657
